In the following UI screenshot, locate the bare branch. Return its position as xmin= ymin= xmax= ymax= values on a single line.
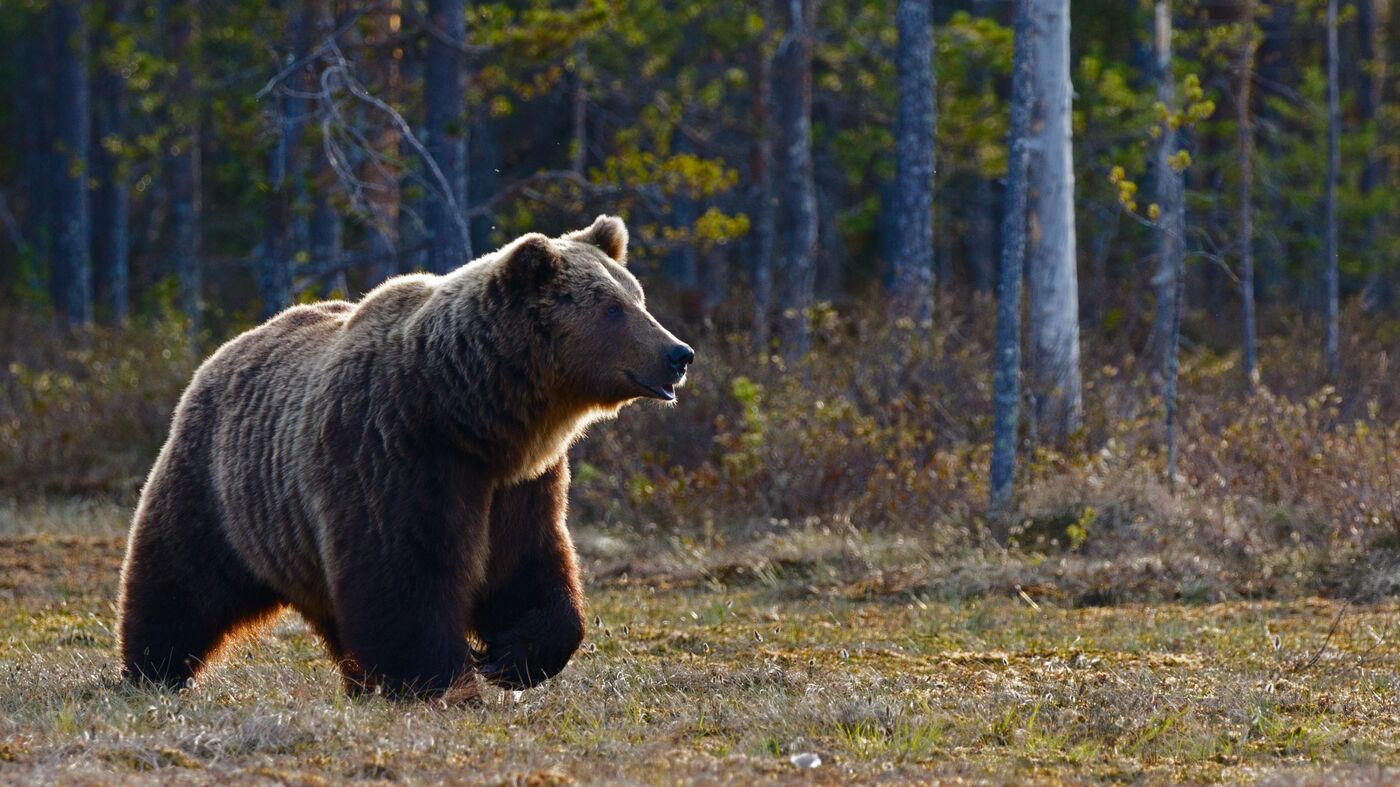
xmin=256 ymin=12 xmax=363 ymax=100
xmin=323 ymin=40 xmax=473 ymax=257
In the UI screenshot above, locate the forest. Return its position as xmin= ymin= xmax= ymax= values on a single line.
xmin=1 ymin=0 xmax=1399 ymax=783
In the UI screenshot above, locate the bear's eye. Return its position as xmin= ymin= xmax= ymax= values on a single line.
xmin=604 ymin=303 xmax=625 ymax=323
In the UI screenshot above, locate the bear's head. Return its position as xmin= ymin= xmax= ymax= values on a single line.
xmin=494 ymin=216 xmax=694 ymax=407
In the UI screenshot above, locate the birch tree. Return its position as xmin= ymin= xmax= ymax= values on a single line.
xmin=1238 ymin=0 xmax=1258 ymax=387
xmin=775 ymin=0 xmax=818 ymax=361
xmin=1149 ymin=0 xmax=1183 ymax=379
xmin=1026 ymin=0 xmax=1081 ymax=441
xmin=1323 ymin=0 xmax=1340 ymax=379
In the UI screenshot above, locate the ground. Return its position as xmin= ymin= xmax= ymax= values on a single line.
xmin=1 ymin=506 xmax=1398 ymax=785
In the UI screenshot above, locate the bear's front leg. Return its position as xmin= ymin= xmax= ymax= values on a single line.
xmin=332 ymin=566 xmax=476 ymax=699
xmin=325 ymin=477 xmax=491 ymax=701
xmin=474 ymin=459 xmax=586 ymax=690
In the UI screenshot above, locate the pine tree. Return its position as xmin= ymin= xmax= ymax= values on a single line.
xmin=424 ymin=0 xmax=472 ymax=275
xmin=990 ymin=0 xmax=1035 ymax=511
xmin=51 ymin=0 xmax=94 ymax=327
xmin=892 ymin=0 xmax=936 ymax=324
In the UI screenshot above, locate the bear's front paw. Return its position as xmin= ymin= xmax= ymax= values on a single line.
xmin=472 ymin=605 xmax=583 ymax=690
xmin=472 ymin=634 xmax=568 ymax=690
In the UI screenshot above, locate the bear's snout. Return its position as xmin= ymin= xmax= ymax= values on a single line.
xmin=667 ymin=344 xmax=695 ymax=380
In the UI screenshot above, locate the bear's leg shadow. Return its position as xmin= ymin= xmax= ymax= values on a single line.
xmin=119 ymin=478 xmax=282 ymax=688
xmin=474 ymin=459 xmax=587 ymax=690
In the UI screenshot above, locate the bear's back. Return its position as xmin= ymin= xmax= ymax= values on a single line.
xmin=192 ymin=300 xmax=357 ymax=610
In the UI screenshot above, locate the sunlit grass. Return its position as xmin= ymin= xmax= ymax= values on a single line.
xmin=1 ymin=534 xmax=1397 ymax=783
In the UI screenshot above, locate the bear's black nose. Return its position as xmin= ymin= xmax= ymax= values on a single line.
xmin=668 ymin=344 xmax=695 ymax=376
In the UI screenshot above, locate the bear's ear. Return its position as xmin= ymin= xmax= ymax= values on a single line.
xmin=567 ymin=215 xmax=629 ymax=263
xmin=501 ymin=233 xmax=562 ymax=290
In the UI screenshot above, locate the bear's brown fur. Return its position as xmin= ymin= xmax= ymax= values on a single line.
xmin=117 ymin=216 xmax=692 ymax=699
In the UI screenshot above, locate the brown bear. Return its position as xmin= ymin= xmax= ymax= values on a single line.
xmin=117 ymin=216 xmax=693 ymax=700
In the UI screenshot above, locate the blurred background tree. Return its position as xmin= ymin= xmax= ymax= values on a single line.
xmin=1 ymin=0 xmax=1397 ymax=513
xmin=4 ymin=0 xmax=1393 ymax=330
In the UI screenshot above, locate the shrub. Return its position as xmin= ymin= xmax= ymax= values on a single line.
xmin=0 ymin=315 xmax=198 ymax=497
xmin=3 ymin=299 xmax=1397 ymax=600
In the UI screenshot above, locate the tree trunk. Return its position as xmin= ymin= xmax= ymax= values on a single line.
xmin=304 ymin=0 xmax=344 ymax=296
xmin=1025 ymin=0 xmax=1081 ymax=442
xmin=990 ymin=0 xmax=1035 ymax=512
xmin=1253 ymin=0 xmax=1294 ymax=306
xmin=310 ymin=186 xmax=344 ymax=296
xmin=50 ymin=0 xmax=94 ymax=326
xmin=260 ymin=1 xmax=312 ymax=319
xmin=1359 ymin=0 xmax=1390 ymax=311
xmin=1148 ymin=0 xmax=1183 ymax=378
xmin=1238 ymin=0 xmax=1258 ymax=388
xmin=1323 ymin=0 xmax=1340 ymax=379
xmin=424 ymin=0 xmax=471 ymax=274
xmin=259 ymin=1 xmax=291 ymax=320
xmin=892 ymin=0 xmax=936 ymax=324
xmin=1163 ymin=188 xmax=1186 ymax=491
xmin=700 ymin=245 xmax=727 ymax=316
xmin=751 ymin=1 xmax=777 ymax=351
xmin=18 ymin=11 xmax=52 ymax=299
xmin=165 ymin=0 xmax=201 ymax=330
xmin=50 ymin=0 xmax=93 ymax=328
xmin=1149 ymin=0 xmax=1189 ymax=483
xmin=91 ymin=0 xmax=130 ymax=325
xmin=969 ymin=176 xmax=997 ymax=295
xmin=398 ymin=30 xmax=427 ymax=274
xmin=816 ymin=176 xmax=845 ymax=300
xmin=774 ymin=0 xmax=818 ymax=361
xmin=362 ymin=6 xmax=402 ymax=285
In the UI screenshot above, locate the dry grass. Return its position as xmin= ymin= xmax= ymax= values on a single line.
xmin=2 ymin=533 xmax=1398 ymax=785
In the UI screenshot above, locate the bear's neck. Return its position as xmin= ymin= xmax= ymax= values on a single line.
xmin=400 ymin=275 xmax=589 ymax=484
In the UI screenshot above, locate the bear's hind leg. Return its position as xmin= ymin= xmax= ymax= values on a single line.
xmin=119 ymin=500 xmax=281 ymax=688
xmin=306 ymin=615 xmax=369 ymax=696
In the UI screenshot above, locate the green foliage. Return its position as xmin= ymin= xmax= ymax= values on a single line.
xmin=937 ymin=11 xmax=1014 ymax=180
xmin=1111 ymin=71 xmax=1215 ymax=221
xmin=4 ymin=0 xmax=1396 ymax=319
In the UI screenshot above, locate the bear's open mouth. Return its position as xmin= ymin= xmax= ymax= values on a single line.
xmin=626 ymin=372 xmax=677 ymax=402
